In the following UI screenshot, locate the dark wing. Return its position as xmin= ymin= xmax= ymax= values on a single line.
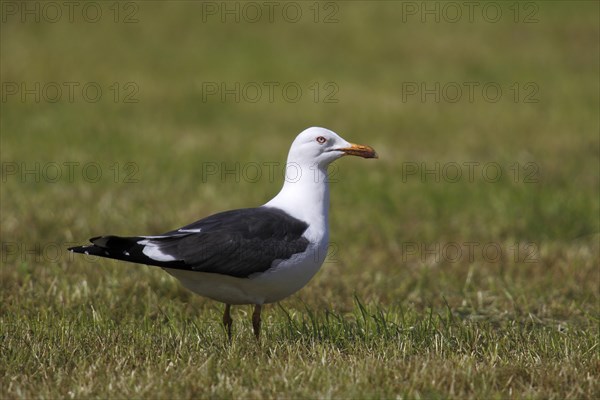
xmin=69 ymin=207 xmax=310 ymax=278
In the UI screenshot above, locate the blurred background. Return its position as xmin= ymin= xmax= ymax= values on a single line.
xmin=2 ymin=0 xmax=598 ymax=322
xmin=1 ymin=1 xmax=599 ymax=397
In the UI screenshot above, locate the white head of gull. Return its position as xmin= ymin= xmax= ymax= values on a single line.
xmin=267 ymin=127 xmax=377 ymax=244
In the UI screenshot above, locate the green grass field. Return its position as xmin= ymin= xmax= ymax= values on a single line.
xmin=1 ymin=1 xmax=599 ymax=398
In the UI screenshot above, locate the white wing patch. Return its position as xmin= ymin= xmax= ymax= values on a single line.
xmin=178 ymin=228 xmax=202 ymax=233
xmin=138 ymin=239 xmax=177 ymax=262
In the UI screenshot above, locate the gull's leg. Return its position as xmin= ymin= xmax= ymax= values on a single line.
xmin=252 ymin=304 xmax=262 ymax=340
xmin=223 ymin=304 xmax=233 ymax=341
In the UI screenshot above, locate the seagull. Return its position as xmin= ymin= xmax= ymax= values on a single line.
xmin=69 ymin=127 xmax=377 ymax=340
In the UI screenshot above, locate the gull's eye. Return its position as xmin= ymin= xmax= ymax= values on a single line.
xmin=316 ymin=136 xmax=326 ymax=144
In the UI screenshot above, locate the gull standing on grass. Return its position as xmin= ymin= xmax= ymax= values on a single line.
xmin=69 ymin=127 xmax=377 ymax=340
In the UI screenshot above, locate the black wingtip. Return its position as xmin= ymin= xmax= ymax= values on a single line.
xmin=69 ymin=245 xmax=91 ymax=254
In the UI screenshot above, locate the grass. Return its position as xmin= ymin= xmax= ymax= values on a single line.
xmin=1 ymin=1 xmax=599 ymax=398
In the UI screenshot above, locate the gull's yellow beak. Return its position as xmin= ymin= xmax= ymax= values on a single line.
xmin=339 ymin=143 xmax=378 ymax=159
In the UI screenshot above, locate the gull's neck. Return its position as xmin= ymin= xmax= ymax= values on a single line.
xmin=264 ymin=162 xmax=330 ymax=230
